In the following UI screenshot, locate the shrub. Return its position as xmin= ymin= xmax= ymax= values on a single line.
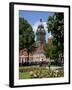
xmin=30 ymin=69 xmax=64 ymax=78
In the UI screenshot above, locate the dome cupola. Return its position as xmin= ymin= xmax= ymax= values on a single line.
xmin=48 ymin=34 xmax=53 ymax=39
xmin=36 ymin=19 xmax=46 ymax=35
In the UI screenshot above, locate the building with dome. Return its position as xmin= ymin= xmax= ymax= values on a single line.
xmin=35 ymin=19 xmax=46 ymax=53
xmin=19 ymin=19 xmax=50 ymax=64
xmin=32 ymin=19 xmax=48 ymax=62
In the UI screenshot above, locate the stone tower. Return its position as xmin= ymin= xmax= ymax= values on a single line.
xmin=36 ymin=19 xmax=46 ymax=53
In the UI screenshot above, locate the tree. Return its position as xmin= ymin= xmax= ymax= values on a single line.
xmin=44 ymin=43 xmax=52 ymax=58
xmin=44 ymin=42 xmax=58 ymax=59
xmin=44 ymin=42 xmax=56 ymax=68
xmin=19 ymin=18 xmax=35 ymax=61
xmin=47 ymin=13 xmax=64 ymax=62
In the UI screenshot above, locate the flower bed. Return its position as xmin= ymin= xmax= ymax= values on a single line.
xmin=19 ymin=66 xmax=64 ymax=79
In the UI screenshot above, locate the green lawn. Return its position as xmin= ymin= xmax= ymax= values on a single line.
xmin=19 ymin=72 xmax=31 ymax=79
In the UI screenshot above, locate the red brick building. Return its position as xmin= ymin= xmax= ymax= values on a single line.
xmin=19 ymin=19 xmax=50 ymax=64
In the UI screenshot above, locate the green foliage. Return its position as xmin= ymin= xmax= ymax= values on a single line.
xmin=19 ymin=66 xmax=46 ymax=73
xmin=19 ymin=18 xmax=35 ymax=50
xmin=47 ymin=13 xmax=64 ymax=60
xmin=30 ymin=69 xmax=64 ymax=78
xmin=44 ymin=43 xmax=57 ymax=59
xmin=19 ymin=72 xmax=31 ymax=79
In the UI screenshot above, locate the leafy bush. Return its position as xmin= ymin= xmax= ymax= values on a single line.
xmin=19 ymin=66 xmax=47 ymax=73
xmin=30 ymin=69 xmax=64 ymax=78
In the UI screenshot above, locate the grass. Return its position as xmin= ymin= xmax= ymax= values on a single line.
xmin=19 ymin=72 xmax=31 ymax=79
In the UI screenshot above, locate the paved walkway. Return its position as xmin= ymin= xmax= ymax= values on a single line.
xmin=46 ymin=66 xmax=64 ymax=70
